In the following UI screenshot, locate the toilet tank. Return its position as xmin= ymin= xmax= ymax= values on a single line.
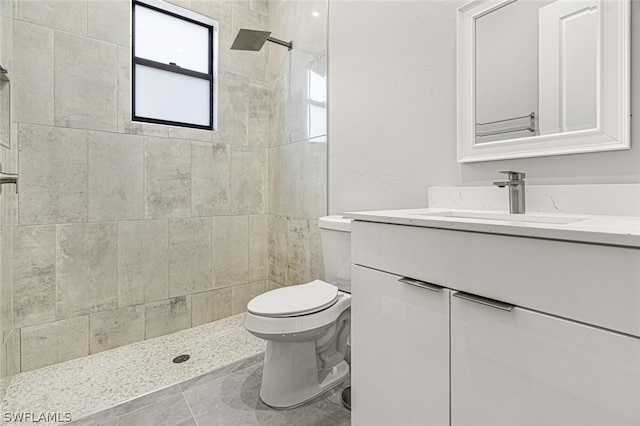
xmin=319 ymin=215 xmax=352 ymax=293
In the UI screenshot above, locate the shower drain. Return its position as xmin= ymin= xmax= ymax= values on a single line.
xmin=172 ymin=354 xmax=190 ymax=364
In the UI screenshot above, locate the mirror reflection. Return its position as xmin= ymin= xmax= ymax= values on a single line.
xmin=475 ymin=0 xmax=598 ymax=144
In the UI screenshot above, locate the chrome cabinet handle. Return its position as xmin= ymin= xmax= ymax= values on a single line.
xmin=453 ymin=291 xmax=514 ymax=311
xmin=398 ymin=277 xmax=442 ymax=292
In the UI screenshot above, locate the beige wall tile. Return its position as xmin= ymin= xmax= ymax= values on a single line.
xmin=266 ymin=280 xmax=282 ymax=292
xmin=18 ymin=124 xmax=88 ymax=225
xmin=217 ymin=72 xmax=248 ymax=146
xmin=12 ymin=20 xmax=54 ymax=126
xmin=278 ymin=142 xmax=303 ymax=216
xmin=56 ymin=222 xmax=118 ymax=319
xmin=0 ymin=340 xmax=7 ymax=398
xmin=118 ymin=220 xmax=169 ymax=307
xmin=0 ymin=2 xmax=11 ymax=73
xmin=230 ymin=146 xmax=267 ymax=215
xmin=6 ymin=329 xmax=20 ymax=378
xmin=249 ymin=215 xmax=268 ymax=281
xmin=248 ymin=80 xmax=269 ymax=147
xmin=301 ymin=140 xmax=327 ymax=219
xmin=267 ymin=146 xmax=281 ymax=214
xmin=265 ymin=0 xmax=295 ymax=81
xmin=145 ymin=295 xmax=191 ymax=339
xmin=250 ymin=0 xmax=269 ymax=15
xmin=88 ymin=0 xmax=130 ymax=46
xmin=89 ymin=305 xmax=144 ymax=354
xmin=268 ymin=75 xmax=287 ymax=147
xmin=191 ymin=287 xmax=232 ymax=327
xmin=169 ymin=217 xmax=212 ymax=297
xmin=287 ymin=64 xmax=309 ymax=144
xmin=212 ymin=215 xmax=248 ymax=288
xmin=21 ymin=316 xmax=89 ymax=372
xmin=165 ymin=0 xmax=191 ymax=9
xmin=216 ymin=13 xmax=232 ymax=74
xmin=231 ymin=281 xmax=265 ymax=315
xmin=287 ymin=217 xmax=310 ymax=286
xmin=88 ymin=131 xmax=144 ymax=222
xmin=230 ymin=3 xmax=267 ymax=81
xmin=309 ymin=219 xmax=325 ymax=281
xmin=168 ymin=127 xmax=212 ymax=143
xmin=191 ymin=142 xmax=230 ymax=217
xmin=54 ymin=31 xmax=117 ymax=132
xmin=0 ymin=79 xmax=9 ymax=149
xmin=12 ymin=225 xmax=56 ymax=328
xmin=0 ymin=227 xmax=10 ymax=335
xmin=144 ymin=137 xmax=191 ymax=218
xmin=16 ymin=0 xmax=88 ymax=35
xmin=191 ymin=1 xmax=231 ymax=32
xmin=0 ymin=146 xmax=13 ymax=227
xmin=268 ymin=214 xmax=287 ymax=286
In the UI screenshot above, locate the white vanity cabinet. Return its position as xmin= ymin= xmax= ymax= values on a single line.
xmin=351 ymin=265 xmax=450 ymax=426
xmin=451 ymin=293 xmax=640 ymax=426
xmin=351 ymin=219 xmax=640 ymax=426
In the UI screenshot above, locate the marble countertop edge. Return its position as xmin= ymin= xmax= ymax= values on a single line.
xmin=345 ymin=208 xmax=640 ymax=248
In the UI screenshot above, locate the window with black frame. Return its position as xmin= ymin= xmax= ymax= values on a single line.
xmin=132 ymin=0 xmax=218 ymax=130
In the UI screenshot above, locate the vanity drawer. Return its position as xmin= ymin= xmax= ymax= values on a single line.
xmin=351 ymin=220 xmax=640 ymax=337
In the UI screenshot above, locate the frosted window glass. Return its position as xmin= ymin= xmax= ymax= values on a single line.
xmin=135 ymin=65 xmax=210 ymax=126
xmin=135 ymin=5 xmax=209 ymax=73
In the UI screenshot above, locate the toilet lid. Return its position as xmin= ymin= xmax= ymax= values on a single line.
xmin=247 ymin=280 xmax=339 ymax=318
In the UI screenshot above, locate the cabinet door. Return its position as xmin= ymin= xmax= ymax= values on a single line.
xmin=352 ymin=265 xmax=450 ymax=426
xmin=451 ymin=293 xmax=640 ymax=426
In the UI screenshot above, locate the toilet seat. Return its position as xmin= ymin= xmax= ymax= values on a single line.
xmin=247 ymin=280 xmax=339 ymax=318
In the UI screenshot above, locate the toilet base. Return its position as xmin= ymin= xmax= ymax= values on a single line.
xmin=259 ymin=340 xmax=350 ymax=409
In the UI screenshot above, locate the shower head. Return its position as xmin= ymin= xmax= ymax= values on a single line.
xmin=230 ymin=29 xmax=292 ymax=51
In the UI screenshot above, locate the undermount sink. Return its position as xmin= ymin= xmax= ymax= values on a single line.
xmin=416 ymin=211 xmax=586 ymax=225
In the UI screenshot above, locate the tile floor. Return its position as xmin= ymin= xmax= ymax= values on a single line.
xmin=70 ymin=353 xmax=351 ymax=425
xmin=2 ymin=315 xmax=264 ymax=425
xmin=1 ymin=314 xmax=351 ymax=426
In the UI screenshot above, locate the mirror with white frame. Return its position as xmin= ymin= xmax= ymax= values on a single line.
xmin=457 ymin=0 xmax=630 ymax=163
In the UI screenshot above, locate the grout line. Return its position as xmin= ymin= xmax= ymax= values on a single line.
xmin=180 ymin=390 xmax=200 ymax=426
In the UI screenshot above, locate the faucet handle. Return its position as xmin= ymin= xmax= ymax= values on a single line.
xmin=498 ymin=170 xmax=525 ymax=181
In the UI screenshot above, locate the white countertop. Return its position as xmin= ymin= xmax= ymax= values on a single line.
xmin=345 ymin=208 xmax=640 ymax=248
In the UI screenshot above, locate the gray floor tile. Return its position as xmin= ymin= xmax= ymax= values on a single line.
xmin=182 ymin=360 xmax=350 ymax=426
xmin=179 ymin=353 xmax=264 ymax=392
xmin=71 ymin=352 xmax=351 ymax=426
xmin=71 ymin=385 xmax=183 ymax=425
xmin=115 ymin=393 xmax=196 ymax=426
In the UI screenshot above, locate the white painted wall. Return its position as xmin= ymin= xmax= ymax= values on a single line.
xmin=328 ymin=0 xmax=640 ymax=215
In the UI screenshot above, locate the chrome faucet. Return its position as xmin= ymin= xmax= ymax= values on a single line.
xmin=493 ymin=171 xmax=525 ymax=214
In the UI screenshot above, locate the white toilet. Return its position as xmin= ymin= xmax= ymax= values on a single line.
xmin=244 ymin=215 xmax=352 ymax=409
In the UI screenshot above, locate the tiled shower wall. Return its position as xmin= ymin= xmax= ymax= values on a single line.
xmin=1 ymin=0 xmax=19 ymax=399
xmin=267 ymin=0 xmax=327 ymax=289
xmin=6 ymin=0 xmax=279 ymax=375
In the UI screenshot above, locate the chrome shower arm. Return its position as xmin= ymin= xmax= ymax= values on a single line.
xmin=267 ymin=36 xmax=292 ymax=51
